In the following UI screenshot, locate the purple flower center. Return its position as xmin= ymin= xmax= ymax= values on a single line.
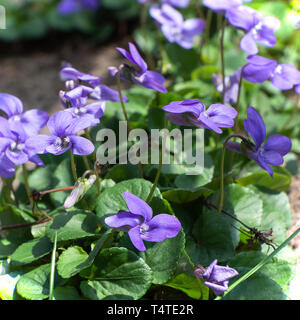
xmin=10 ymin=141 xmax=24 ymax=152
xmin=74 ymin=107 xmax=87 ymax=116
xmin=54 ymin=136 xmax=71 ymax=152
xmin=12 ymin=115 xmax=22 ymax=122
xmin=140 ymin=223 xmax=150 ymax=237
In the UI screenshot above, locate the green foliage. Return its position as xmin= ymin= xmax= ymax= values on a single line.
xmin=0 ymin=0 xmax=299 ymax=302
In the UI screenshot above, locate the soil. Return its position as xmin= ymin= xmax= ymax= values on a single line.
xmin=0 ymin=32 xmax=132 ymax=118
xmin=0 ymin=33 xmax=300 ymax=292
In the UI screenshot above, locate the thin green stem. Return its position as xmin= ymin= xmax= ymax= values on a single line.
xmin=2 ymin=178 xmax=14 ymax=205
xmin=84 ymin=129 xmax=101 ymax=195
xmin=117 ymin=70 xmax=130 ymax=126
xmin=70 ymin=150 xmax=78 ymax=182
xmin=203 ymin=10 xmax=213 ymax=53
xmin=140 ymin=3 xmax=154 ymax=69
xmin=220 ymin=18 xmax=226 ymax=104
xmin=49 ymin=231 xmax=57 ymax=300
xmin=146 ymin=118 xmax=168 ymax=203
xmin=215 ymin=227 xmax=300 ymax=300
xmin=228 ymin=75 xmax=243 ymax=170
xmin=82 ymin=156 xmax=91 ymax=171
xmin=117 ymin=69 xmax=144 ymax=178
xmin=218 ymin=144 xmax=226 ymax=213
xmin=22 ymin=164 xmax=34 ymax=207
xmin=218 ymin=134 xmax=245 ymax=213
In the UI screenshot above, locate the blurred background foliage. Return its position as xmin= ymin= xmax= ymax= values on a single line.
xmin=0 ymin=0 xmax=139 ymax=42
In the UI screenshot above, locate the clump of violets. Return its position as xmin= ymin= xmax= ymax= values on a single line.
xmin=212 ymin=67 xmax=242 ymax=105
xmin=161 ymin=99 xmax=238 ymax=134
xmin=104 ymin=192 xmax=181 ymax=251
xmin=0 ymin=94 xmax=49 ymax=178
xmin=242 ymin=55 xmax=300 ymax=90
xmin=109 ymin=42 xmax=168 ymax=93
xmin=25 ymin=111 xmax=95 ymax=157
xmin=150 ymin=4 xmax=205 ymax=49
xmin=0 ymin=119 xmax=43 ymax=167
xmin=225 ymin=106 xmax=292 ymax=177
xmin=60 ymin=66 xmax=128 ymax=107
xmin=58 ymin=0 xmax=100 ymax=15
xmin=194 ymin=260 xmax=239 ymax=296
xmin=226 ymin=5 xmax=280 ymax=55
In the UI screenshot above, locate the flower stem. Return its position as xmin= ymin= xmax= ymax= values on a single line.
xmin=218 ymin=134 xmax=245 ymax=213
xmin=203 ymin=9 xmax=213 ymax=55
xmin=146 ymin=118 xmax=168 ymax=203
xmin=220 ymin=18 xmax=226 ymax=104
xmin=49 ymin=231 xmax=57 ymax=301
xmin=215 ymin=227 xmax=300 ymax=300
xmin=140 ymin=3 xmax=154 ymax=69
xmin=2 ymin=178 xmax=14 ymax=205
xmin=228 ymin=75 xmax=243 ymax=170
xmin=117 ymin=69 xmax=144 ymax=178
xmin=22 ymin=164 xmax=34 ymax=207
xmin=70 ymin=150 xmax=78 ymax=182
xmin=84 ymin=128 xmax=101 ymax=195
xmin=117 ymin=70 xmax=130 ymax=126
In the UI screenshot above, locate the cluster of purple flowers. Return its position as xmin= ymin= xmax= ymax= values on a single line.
xmin=204 ymin=0 xmax=300 ymax=93
xmin=26 ymin=65 xmax=133 ymax=158
xmin=0 ymin=94 xmax=49 ymax=178
xmin=242 ymin=55 xmax=300 ymax=91
xmin=58 ymin=0 xmax=100 ymax=15
xmin=139 ymin=0 xmax=205 ymax=49
xmin=150 ymin=4 xmax=205 ymax=49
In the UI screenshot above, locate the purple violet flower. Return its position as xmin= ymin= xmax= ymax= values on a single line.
xmin=60 ymin=67 xmax=128 ymax=104
xmin=58 ymin=0 xmax=100 ymax=15
xmin=0 ymin=117 xmax=44 ymax=167
xmin=104 ymin=192 xmax=181 ymax=251
xmin=150 ymin=4 xmax=205 ymax=49
xmin=65 ymin=100 xmax=105 ymax=127
xmin=226 ymin=6 xmax=280 ymax=55
xmin=194 ymin=259 xmax=239 ymax=296
xmin=0 ymin=93 xmax=49 ymax=137
xmin=138 ymin=0 xmax=190 ymax=8
xmin=25 ymin=111 xmax=94 ymax=156
xmin=225 ymin=106 xmax=292 ymax=177
xmin=203 ymin=0 xmax=242 ymax=12
xmin=60 ymin=67 xmax=102 ymax=88
xmin=161 ymin=99 xmax=238 ymax=134
xmin=212 ymin=67 xmax=242 ymax=105
xmin=242 ymin=55 xmax=300 ymax=90
xmin=0 ymin=153 xmax=15 ymax=178
xmin=111 ymin=42 xmax=168 ymax=93
xmin=295 ymin=85 xmax=300 ymax=95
